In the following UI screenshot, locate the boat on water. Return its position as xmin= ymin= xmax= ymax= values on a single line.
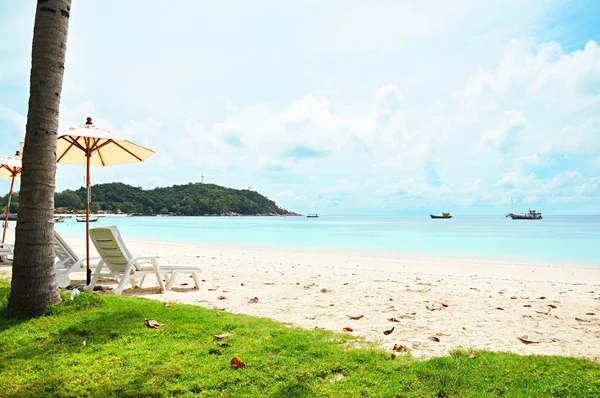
xmin=306 ymin=214 xmax=319 ymax=218
xmin=506 ymin=209 xmax=542 ymax=220
xmin=430 ymin=212 xmax=452 ymax=219
xmin=76 ymin=215 xmax=99 ymax=223
xmin=54 ymin=216 xmax=67 ymax=223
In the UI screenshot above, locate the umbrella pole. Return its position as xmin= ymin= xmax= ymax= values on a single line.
xmin=86 ymin=155 xmax=91 ymax=285
xmin=2 ymin=174 xmax=15 ymax=244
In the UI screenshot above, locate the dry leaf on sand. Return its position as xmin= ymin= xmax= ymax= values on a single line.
xmin=212 ymin=333 xmax=230 ymax=339
xmin=586 ymin=312 xmax=595 ymax=316
xmin=383 ymin=326 xmax=395 ymax=335
xmin=230 ymin=357 xmax=246 ymax=368
xmin=342 ymin=327 xmax=354 ymax=332
xmin=496 ymin=307 xmax=504 ymax=310
xmin=547 ymin=304 xmax=557 ymax=309
xmin=518 ymin=336 xmax=539 ymax=344
xmin=320 ymin=288 xmax=331 ymax=293
xmin=392 ymin=344 xmax=409 ymax=352
xmin=575 ymin=317 xmax=590 ymax=323
xmin=217 ymin=296 xmax=227 ymax=300
xmin=248 ymin=297 xmax=259 ymax=303
xmin=347 ymin=314 xmax=364 ymax=320
xmin=469 ymin=352 xmax=477 ymax=359
xmin=388 ymin=317 xmax=400 ymax=322
xmin=429 ymin=336 xmax=440 ymax=342
xmin=145 ymin=318 xmax=163 ymax=329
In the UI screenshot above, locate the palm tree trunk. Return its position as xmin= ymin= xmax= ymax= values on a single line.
xmin=8 ymin=0 xmax=72 ymax=315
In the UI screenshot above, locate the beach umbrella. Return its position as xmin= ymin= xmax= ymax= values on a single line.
xmin=56 ymin=117 xmax=155 ymax=284
xmin=0 ymin=151 xmax=22 ymax=243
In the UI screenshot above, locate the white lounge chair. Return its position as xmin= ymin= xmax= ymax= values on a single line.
xmin=0 ymin=242 xmax=14 ymax=264
xmin=88 ymin=226 xmax=201 ymax=294
xmin=54 ymin=231 xmax=102 ymax=288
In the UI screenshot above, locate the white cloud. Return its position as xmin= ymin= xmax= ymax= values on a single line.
xmin=480 ymin=111 xmax=526 ymax=151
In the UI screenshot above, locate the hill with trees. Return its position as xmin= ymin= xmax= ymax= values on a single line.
xmin=47 ymin=182 xmax=299 ymax=216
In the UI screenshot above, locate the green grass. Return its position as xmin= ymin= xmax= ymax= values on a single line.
xmin=1 ymin=280 xmax=599 ymax=397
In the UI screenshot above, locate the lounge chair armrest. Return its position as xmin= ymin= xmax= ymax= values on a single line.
xmin=130 ymin=256 xmax=159 ymax=265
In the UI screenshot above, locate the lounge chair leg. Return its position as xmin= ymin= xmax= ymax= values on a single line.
xmin=138 ymin=275 xmax=147 ymax=288
xmin=192 ymin=272 xmax=199 ymax=289
xmin=166 ymin=271 xmax=177 ymax=290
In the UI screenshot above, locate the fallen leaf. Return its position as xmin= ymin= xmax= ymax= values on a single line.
xmin=517 ymin=336 xmax=539 ymax=344
xmin=392 ymin=344 xmax=409 ymax=352
xmin=347 ymin=314 xmax=364 ymax=320
xmin=320 ymin=288 xmax=331 ymax=293
xmin=208 ymin=288 xmax=217 ymax=291
xmin=383 ymin=326 xmax=395 ymax=335
xmin=240 ymin=283 xmax=245 ymax=286
xmin=248 ymin=297 xmax=259 ymax=304
xmin=462 ymin=327 xmax=467 ymax=330
xmin=217 ymin=343 xmax=230 ymax=347
xmin=498 ymin=292 xmax=504 ymax=295
xmin=389 ymin=298 xmax=393 ymax=301
xmin=342 ymin=327 xmax=354 ymax=332
xmin=496 ymin=307 xmax=504 ymax=310
xmin=575 ymin=317 xmax=590 ymax=323
xmin=441 ymin=302 xmax=449 ymax=307
xmin=390 ymin=353 xmax=398 ymax=359
xmin=469 ymin=352 xmax=477 ymax=359
xmin=388 ymin=317 xmax=400 ymax=322
xmin=510 ymin=296 xmax=517 ymax=299
xmin=212 ymin=333 xmax=230 ymax=339
xmin=429 ymin=336 xmax=440 ymax=342
xmin=535 ymin=308 xmax=551 ymax=315
xmin=180 ymin=283 xmax=188 ymax=286
xmin=551 ymin=338 xmax=561 ymax=343
xmin=145 ymin=318 xmax=163 ymax=329
xmin=586 ymin=312 xmax=596 ymax=316
xmin=469 ymin=287 xmax=477 ymax=290
xmin=547 ymin=304 xmax=557 ymax=309
xmin=217 ymin=296 xmax=227 ymax=300
xmin=306 ymin=316 xmax=316 ymax=320
xmin=343 ymin=282 xmax=348 ymax=285
xmin=538 ymin=296 xmax=546 ymax=300
xmin=523 ymin=304 xmax=532 ymax=307
xmin=426 ymin=306 xmax=437 ymax=311
xmin=230 ymin=357 xmax=246 ymax=368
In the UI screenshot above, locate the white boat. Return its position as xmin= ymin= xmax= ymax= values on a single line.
xmin=76 ymin=215 xmax=99 ymax=223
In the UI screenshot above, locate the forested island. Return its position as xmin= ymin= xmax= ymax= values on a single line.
xmin=2 ymin=182 xmax=300 ymax=216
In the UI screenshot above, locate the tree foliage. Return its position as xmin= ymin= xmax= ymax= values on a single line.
xmin=47 ymin=182 xmax=297 ymax=216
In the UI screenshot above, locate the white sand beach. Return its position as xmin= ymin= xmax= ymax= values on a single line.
xmin=2 ymin=232 xmax=599 ymax=360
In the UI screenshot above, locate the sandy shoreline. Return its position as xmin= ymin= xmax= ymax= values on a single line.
xmin=2 ymin=231 xmax=599 ymax=360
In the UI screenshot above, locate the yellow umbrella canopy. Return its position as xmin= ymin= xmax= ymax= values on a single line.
xmin=56 ymin=117 xmax=155 ymax=284
xmin=0 ymin=153 xmax=22 ymax=243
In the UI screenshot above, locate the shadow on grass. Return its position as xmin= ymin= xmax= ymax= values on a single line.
xmin=272 ymin=381 xmax=316 ymax=398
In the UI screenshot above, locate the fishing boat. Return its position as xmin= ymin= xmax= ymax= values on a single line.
xmin=430 ymin=212 xmax=452 ymax=219
xmin=54 ymin=216 xmax=67 ymax=223
xmin=76 ymin=215 xmax=99 ymax=223
xmin=306 ymin=214 xmax=319 ymax=218
xmin=506 ymin=198 xmax=542 ymax=219
xmin=506 ymin=209 xmax=542 ymax=220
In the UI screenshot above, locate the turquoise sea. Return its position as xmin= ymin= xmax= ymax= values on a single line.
xmin=54 ymin=215 xmax=600 ymax=266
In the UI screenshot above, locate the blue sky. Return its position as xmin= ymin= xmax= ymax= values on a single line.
xmin=1 ymin=0 xmax=599 ymax=215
